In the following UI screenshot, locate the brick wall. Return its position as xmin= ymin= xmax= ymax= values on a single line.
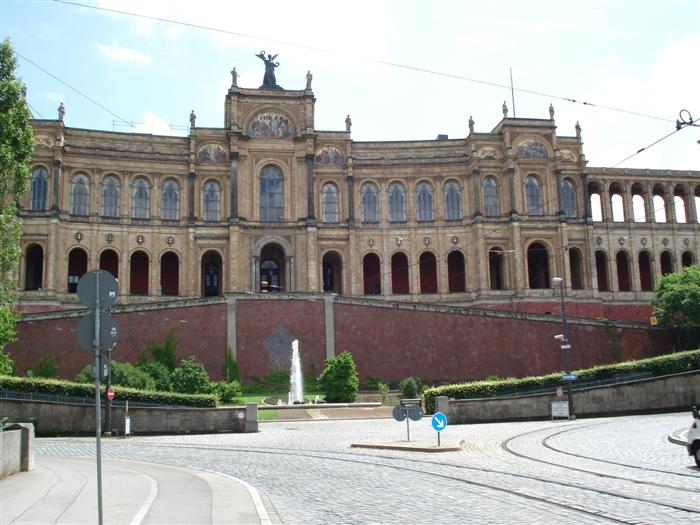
xmin=7 ymin=296 xmax=673 ymax=384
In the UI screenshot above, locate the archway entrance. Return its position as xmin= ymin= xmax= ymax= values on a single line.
xmin=322 ymin=251 xmax=342 ymax=293
xmin=161 ymin=251 xmax=179 ymax=295
xmin=202 ymin=250 xmax=222 ymax=297
xmin=99 ymin=249 xmax=119 ymax=280
xmin=259 ymin=243 xmax=285 ymax=293
xmin=527 ymin=242 xmax=550 ymax=289
xmin=25 ymin=244 xmax=44 ymax=291
xmin=67 ymin=248 xmax=88 ymax=293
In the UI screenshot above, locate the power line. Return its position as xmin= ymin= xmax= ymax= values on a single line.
xmin=14 ymin=50 xmax=130 ymax=124
xmin=53 ymin=0 xmax=675 ymax=124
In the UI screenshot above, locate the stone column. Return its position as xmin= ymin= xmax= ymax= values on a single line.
xmin=229 ymin=152 xmax=239 ymax=220
xmin=666 ymin=187 xmax=677 ymax=223
xmin=472 ymin=168 xmax=481 ymax=217
xmin=623 ymin=183 xmax=634 ymax=222
xmin=346 ymin=174 xmax=355 ymax=226
xmin=507 ymin=167 xmax=517 ymax=216
xmin=285 ymin=255 xmax=294 ymax=292
xmin=51 ymin=159 xmax=62 ymax=211
xmin=252 ymin=256 xmax=260 ymax=292
xmin=644 ymin=183 xmax=654 ymax=223
xmin=187 ymin=171 xmax=196 ymax=221
xmin=324 ymin=295 xmax=335 ymax=360
xmin=581 ymin=172 xmax=591 ymax=221
xmin=306 ymin=154 xmax=315 ymax=220
xmin=601 ymin=182 xmax=613 ymax=222
xmin=226 ymin=295 xmax=236 ymax=359
xmin=555 ymin=168 xmax=564 ymax=217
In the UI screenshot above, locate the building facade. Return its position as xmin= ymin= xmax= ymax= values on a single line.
xmin=17 ymin=73 xmax=700 ymax=313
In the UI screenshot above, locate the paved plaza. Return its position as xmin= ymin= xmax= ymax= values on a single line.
xmin=2 ymin=412 xmax=699 ymax=524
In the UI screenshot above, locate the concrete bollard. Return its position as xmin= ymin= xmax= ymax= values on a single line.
xmin=245 ymin=403 xmax=259 ymax=433
xmin=436 ymin=396 xmax=450 ymax=421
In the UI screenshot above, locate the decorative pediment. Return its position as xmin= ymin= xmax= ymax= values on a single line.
xmin=478 ymin=147 xmax=500 ymax=160
xmin=197 ymin=144 xmax=228 ymax=163
xmin=558 ymin=149 xmax=577 ymax=162
xmin=516 ymin=139 xmax=549 ymax=159
xmin=34 ymin=135 xmax=53 ymax=148
xmin=314 ymin=145 xmax=344 ymax=166
xmin=247 ymin=111 xmax=294 ymax=138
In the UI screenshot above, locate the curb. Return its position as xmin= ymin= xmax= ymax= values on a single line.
xmin=350 ymin=439 xmax=464 ymax=453
xmin=668 ymin=427 xmax=689 ymax=447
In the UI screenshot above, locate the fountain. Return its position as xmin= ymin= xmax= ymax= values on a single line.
xmin=288 ymin=339 xmax=304 ymax=405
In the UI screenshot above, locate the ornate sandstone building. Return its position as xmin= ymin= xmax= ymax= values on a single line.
xmin=17 ymin=68 xmax=700 ymax=319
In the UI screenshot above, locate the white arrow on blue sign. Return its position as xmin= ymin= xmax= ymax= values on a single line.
xmin=431 ymin=412 xmax=447 ymax=431
xmin=562 ymin=374 xmax=577 ymax=381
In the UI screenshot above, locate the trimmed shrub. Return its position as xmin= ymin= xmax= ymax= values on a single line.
xmin=399 ymin=377 xmax=419 ymax=398
xmin=222 ymin=348 xmax=239 ymax=382
xmin=0 ymin=375 xmax=216 ymax=407
xmin=422 ymin=349 xmax=700 ymax=413
xmin=211 ymin=380 xmax=242 ymax=404
xmin=317 ymin=351 xmax=359 ymax=403
xmin=76 ymin=361 xmax=156 ymax=391
xmin=138 ymin=361 xmax=173 ymax=392
xmin=150 ymin=331 xmax=177 ymax=371
xmin=171 ymin=356 xmax=211 ymax=395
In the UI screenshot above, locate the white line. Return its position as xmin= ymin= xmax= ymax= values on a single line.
xmin=194 ymin=467 xmax=272 ymax=525
xmin=129 ymin=474 xmax=159 ymax=525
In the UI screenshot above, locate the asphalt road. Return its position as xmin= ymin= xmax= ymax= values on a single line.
xmin=27 ymin=412 xmax=700 ymax=524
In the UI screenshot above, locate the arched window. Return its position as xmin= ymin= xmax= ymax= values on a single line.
xmin=610 ymin=184 xmax=624 ymax=222
xmin=483 ymin=176 xmax=500 ymax=217
xmin=660 ymin=251 xmax=673 ymax=276
xmin=132 ymin=177 xmax=150 ymax=219
xmin=99 ymin=249 xmax=119 ymax=280
xmin=443 ymin=181 xmax=462 ymax=220
xmin=489 ymin=247 xmax=506 ymax=290
xmin=588 ymin=182 xmax=603 ymax=221
xmin=360 ymin=182 xmax=379 ymax=222
xmin=639 ymin=252 xmax=653 ymax=291
xmin=70 ymin=173 xmax=90 ymax=216
xmin=260 ymin=164 xmax=284 ymax=221
xmin=391 ymin=252 xmax=409 ymax=294
xmin=322 ymin=183 xmax=339 ymax=223
xmin=25 ymin=244 xmax=43 ymax=290
xmin=527 ymin=242 xmax=549 ymax=288
xmin=322 ymin=251 xmax=342 ymax=293
xmin=561 ymin=179 xmax=576 ymax=218
xmin=161 ymin=251 xmax=179 ymax=295
xmin=67 ymin=248 xmax=88 ymax=293
xmin=101 ymin=175 xmax=120 ymax=217
xmin=674 ymin=187 xmax=688 ymax=223
xmin=416 ymin=182 xmax=434 ymax=221
xmin=632 ymin=194 xmax=646 ymax=222
xmin=388 ymin=182 xmax=406 ymax=222
xmin=161 ymin=179 xmax=180 ymax=220
xmin=524 ymin=176 xmax=542 ymax=215
xmin=682 ymin=251 xmax=694 ymax=268
xmin=616 ymin=251 xmax=631 ymax=291
xmin=447 ymin=251 xmax=465 ymax=292
xmin=130 ymin=250 xmax=149 ymax=295
xmin=653 ymin=186 xmax=667 ymax=223
xmin=30 ymin=167 xmax=48 ymax=210
xmin=419 ymin=251 xmax=438 ymax=293
xmin=363 ymin=253 xmax=381 ymax=294
xmin=203 ymin=180 xmax=221 ymax=221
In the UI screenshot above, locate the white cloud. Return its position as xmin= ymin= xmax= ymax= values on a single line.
xmin=457 ymin=34 xmax=518 ymax=49
xmin=96 ymin=42 xmax=152 ymax=64
xmin=132 ymin=112 xmax=173 ymax=135
xmin=39 ymin=91 xmax=65 ymax=102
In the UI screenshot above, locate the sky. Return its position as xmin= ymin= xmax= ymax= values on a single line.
xmin=1 ymin=0 xmax=699 ymax=171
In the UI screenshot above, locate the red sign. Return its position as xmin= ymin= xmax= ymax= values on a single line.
xmin=107 ymin=387 xmax=114 ymax=401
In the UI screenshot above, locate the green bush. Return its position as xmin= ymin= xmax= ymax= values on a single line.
xmin=149 ymin=331 xmax=177 ymax=371
xmin=378 ymin=381 xmax=390 ymax=404
xmin=138 ymin=361 xmax=173 ymax=392
xmin=76 ymin=361 xmax=156 ymax=391
xmin=0 ymin=375 xmax=216 ymax=407
xmin=422 ymin=349 xmax=700 ymax=413
xmin=243 ymin=370 xmax=291 ymax=394
xmin=221 ymin=348 xmax=239 ymax=382
xmin=211 ymin=380 xmax=242 ymax=404
xmin=31 ymin=354 xmax=59 ymax=378
xmin=171 ymin=356 xmax=211 ymax=394
xmin=317 ymin=351 xmax=359 ymax=403
xmin=399 ymin=377 xmax=419 ymax=398
xmin=0 ymin=348 xmax=15 ymax=375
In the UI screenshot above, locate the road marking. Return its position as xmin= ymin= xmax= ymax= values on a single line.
xmin=307 ymin=408 xmax=329 ymax=419
xmin=129 ymin=473 xmax=158 ymax=525
xmin=196 ymin=468 xmax=272 ymax=525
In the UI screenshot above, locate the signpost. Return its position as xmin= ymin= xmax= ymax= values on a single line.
xmin=393 ymin=399 xmax=422 ymax=441
xmin=106 ymin=387 xmax=114 ymax=401
xmin=431 ymin=412 xmax=447 ymax=446
xmin=76 ymin=270 xmax=118 ymax=525
xmin=562 ymin=373 xmax=577 ymax=381
xmin=551 ymin=401 xmax=570 ymax=420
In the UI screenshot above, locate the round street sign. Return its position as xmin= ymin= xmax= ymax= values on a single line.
xmin=77 ymin=270 xmax=118 ymax=308
xmin=76 ymin=313 xmax=118 ymax=351
xmin=431 ymin=412 xmax=447 ymax=431
xmin=392 ymin=405 xmax=407 ymax=422
xmin=407 ymin=404 xmax=422 ymax=421
xmin=107 ymin=387 xmax=114 ymax=401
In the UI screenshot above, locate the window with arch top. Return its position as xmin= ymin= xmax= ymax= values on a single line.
xmin=203 ymin=180 xmax=221 ymax=221
xmin=70 ymin=173 xmax=90 ymax=216
xmin=322 ymin=183 xmax=339 ymax=223
xmin=416 ymin=181 xmax=434 ymax=221
xmin=561 ymin=178 xmax=576 ymax=217
xmin=101 ymin=175 xmax=120 ymax=217
xmin=260 ymin=165 xmax=284 ymax=221
xmin=30 ymin=167 xmax=48 ymax=210
xmin=131 ymin=177 xmax=150 ymax=219
xmin=524 ymin=175 xmax=542 ymax=215
xmin=483 ymin=176 xmax=500 ymax=217
xmin=388 ymin=182 xmax=406 ymax=222
xmin=161 ymin=179 xmax=180 ymax=220
xmin=443 ymin=181 xmax=462 ymax=220
xmin=360 ymin=182 xmax=379 ymax=222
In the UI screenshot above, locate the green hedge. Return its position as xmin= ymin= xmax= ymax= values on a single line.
xmin=423 ymin=349 xmax=700 ymax=413
xmin=0 ymin=375 xmax=217 ymax=408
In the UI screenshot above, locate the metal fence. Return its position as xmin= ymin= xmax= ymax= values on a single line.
xmin=0 ymin=389 xmax=193 ymax=409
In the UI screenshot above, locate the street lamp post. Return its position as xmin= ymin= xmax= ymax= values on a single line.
xmin=552 ymin=276 xmax=575 ymax=419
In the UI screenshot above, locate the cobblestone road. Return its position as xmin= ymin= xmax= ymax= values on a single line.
xmin=36 ymin=413 xmax=699 ymax=524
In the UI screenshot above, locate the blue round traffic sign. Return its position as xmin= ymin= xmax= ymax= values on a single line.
xmin=431 ymin=412 xmax=447 ymax=431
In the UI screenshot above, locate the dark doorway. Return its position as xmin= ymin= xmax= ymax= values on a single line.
xmin=391 ymin=252 xmax=409 ymax=294
xmin=363 ymin=253 xmax=381 ymax=295
xmin=447 ymin=251 xmax=465 ymax=292
xmin=660 ymin=251 xmax=673 ymax=276
xmin=419 ymin=251 xmax=438 ymax=293
xmin=489 ymin=247 xmax=505 ymax=290
xmin=569 ymin=248 xmax=584 ymax=290
xmin=259 ymin=243 xmax=285 ymax=293
xmin=161 ymin=251 xmax=179 ymax=295
xmin=25 ymin=244 xmax=43 ymax=291
xmin=682 ymin=251 xmax=694 ymax=268
xmin=129 ymin=251 xmax=149 ymax=295
xmin=99 ymin=249 xmax=119 ymax=280
xmin=67 ymin=248 xmax=88 ymax=293
xmin=527 ymin=242 xmax=550 ymax=289
xmin=322 ymin=251 xmax=342 ymax=293
xmin=595 ymin=251 xmax=609 ymax=291
xmin=639 ymin=252 xmax=653 ymax=291
xmin=616 ymin=251 xmax=631 ymax=291
xmin=202 ymin=250 xmax=222 ymax=296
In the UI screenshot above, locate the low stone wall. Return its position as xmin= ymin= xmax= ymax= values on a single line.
xmin=0 ymin=400 xmax=258 ymax=436
xmin=1 ymin=423 xmax=34 ymax=479
xmin=437 ymin=370 xmax=700 ymax=424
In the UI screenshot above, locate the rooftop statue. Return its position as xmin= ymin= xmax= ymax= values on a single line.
xmin=256 ymin=51 xmax=280 ymax=89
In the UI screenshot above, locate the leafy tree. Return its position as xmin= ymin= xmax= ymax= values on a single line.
xmin=0 ymin=39 xmax=34 ymax=351
xmin=317 ymin=351 xmax=359 ymax=403
xmin=0 ymin=346 xmax=14 ymax=375
xmin=653 ymin=265 xmax=700 ymax=349
xmin=76 ymin=360 xmax=156 ymax=390
xmin=171 ymin=356 xmax=211 ymax=394
xmin=149 ymin=331 xmax=177 ymax=371
xmin=138 ymin=360 xmax=173 ymax=391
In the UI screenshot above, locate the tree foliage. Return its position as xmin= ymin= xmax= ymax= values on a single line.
xmin=317 ymin=351 xmax=359 ymax=403
xmin=653 ymin=265 xmax=700 ymax=349
xmin=171 ymin=356 xmax=212 ymax=394
xmin=0 ymin=38 xmax=34 ymax=351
